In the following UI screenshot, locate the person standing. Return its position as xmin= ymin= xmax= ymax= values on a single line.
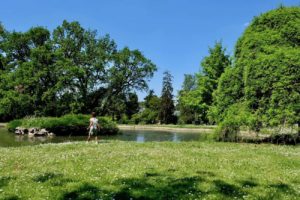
xmin=87 ymin=112 xmax=100 ymax=143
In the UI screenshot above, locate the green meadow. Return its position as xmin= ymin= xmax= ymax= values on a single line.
xmin=0 ymin=141 xmax=299 ymax=200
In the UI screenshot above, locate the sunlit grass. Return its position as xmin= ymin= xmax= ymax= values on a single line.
xmin=0 ymin=141 xmax=299 ymax=199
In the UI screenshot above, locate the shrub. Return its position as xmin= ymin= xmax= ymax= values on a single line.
xmin=216 ymin=102 xmax=254 ymax=142
xmin=7 ymin=114 xmax=119 ymax=135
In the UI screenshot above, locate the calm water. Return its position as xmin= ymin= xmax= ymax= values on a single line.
xmin=0 ymin=127 xmax=213 ymax=147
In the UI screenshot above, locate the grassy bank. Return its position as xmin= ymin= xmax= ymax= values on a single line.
xmin=0 ymin=123 xmax=6 ymax=127
xmin=0 ymin=141 xmax=299 ymax=199
xmin=7 ymin=114 xmax=119 ymax=135
xmin=119 ymin=124 xmax=216 ymax=129
xmin=118 ymin=124 xmax=215 ymax=133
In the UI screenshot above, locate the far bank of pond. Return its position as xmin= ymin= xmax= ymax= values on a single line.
xmin=0 ymin=123 xmax=6 ymax=127
xmin=118 ymin=124 xmax=215 ymax=133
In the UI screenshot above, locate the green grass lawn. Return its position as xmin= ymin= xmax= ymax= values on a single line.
xmin=0 ymin=141 xmax=299 ymax=200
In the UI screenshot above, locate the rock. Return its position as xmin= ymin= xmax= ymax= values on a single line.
xmin=15 ymin=127 xmax=28 ymax=135
xmin=15 ymin=127 xmax=54 ymax=137
xmin=48 ymin=132 xmax=55 ymax=137
xmin=28 ymin=128 xmax=39 ymax=137
xmin=28 ymin=132 xmax=35 ymax=137
xmin=29 ymin=128 xmax=38 ymax=134
xmin=36 ymin=128 xmax=48 ymax=136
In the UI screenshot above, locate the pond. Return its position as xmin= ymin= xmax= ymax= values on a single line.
xmin=0 ymin=127 xmax=213 ymax=147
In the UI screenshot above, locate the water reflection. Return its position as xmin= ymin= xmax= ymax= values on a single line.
xmin=15 ymin=135 xmax=49 ymax=143
xmin=136 ymin=133 xmax=145 ymax=143
xmin=0 ymin=128 xmax=211 ymax=147
xmin=172 ymin=133 xmax=179 ymax=142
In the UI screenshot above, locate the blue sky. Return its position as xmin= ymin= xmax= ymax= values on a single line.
xmin=1 ymin=0 xmax=299 ymax=99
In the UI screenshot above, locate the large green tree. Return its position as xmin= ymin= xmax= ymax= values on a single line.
xmin=0 ymin=20 xmax=156 ymax=121
xmin=214 ymin=6 xmax=300 ymax=135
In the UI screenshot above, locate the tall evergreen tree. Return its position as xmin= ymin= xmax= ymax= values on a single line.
xmin=159 ymin=71 xmax=175 ymax=124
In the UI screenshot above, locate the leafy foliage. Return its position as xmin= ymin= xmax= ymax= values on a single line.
xmin=178 ymin=42 xmax=230 ymax=124
xmin=0 ymin=20 xmax=156 ymax=121
xmin=213 ymin=6 xmax=300 ymax=139
xmin=131 ymin=90 xmax=161 ymax=124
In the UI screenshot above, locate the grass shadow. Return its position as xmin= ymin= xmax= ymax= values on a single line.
xmin=3 ymin=195 xmax=21 ymax=200
xmin=0 ymin=176 xmax=13 ymax=188
xmin=262 ymin=183 xmax=297 ymax=200
xmin=32 ymin=172 xmax=74 ymax=186
xmin=60 ymin=183 xmax=104 ymax=200
xmin=196 ymin=170 xmax=216 ymax=177
xmin=112 ymin=175 xmax=205 ymax=200
xmin=239 ymin=179 xmax=259 ymax=188
xmin=58 ymin=172 xmax=297 ymax=200
xmin=33 ymin=172 xmax=62 ymax=183
xmin=213 ymin=180 xmax=245 ymax=198
xmin=269 ymin=183 xmax=296 ymax=195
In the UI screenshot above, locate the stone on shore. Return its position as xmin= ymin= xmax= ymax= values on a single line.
xmin=16 ymin=127 xmax=53 ymax=137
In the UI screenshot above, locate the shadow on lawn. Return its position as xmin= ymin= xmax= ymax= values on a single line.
xmin=26 ymin=171 xmax=297 ymax=200
xmin=32 ymin=172 xmax=75 ymax=186
xmin=1 ymin=176 xmax=20 ymax=200
xmin=0 ymin=176 xmax=13 ymax=189
xmin=59 ymin=171 xmax=249 ymax=200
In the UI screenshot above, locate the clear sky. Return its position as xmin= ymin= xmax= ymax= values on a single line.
xmin=1 ymin=0 xmax=299 ymax=99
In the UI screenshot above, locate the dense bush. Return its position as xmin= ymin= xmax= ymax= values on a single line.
xmin=7 ymin=114 xmax=119 ymax=135
xmin=212 ymin=7 xmax=300 ymax=141
xmin=215 ymin=102 xmax=255 ymax=141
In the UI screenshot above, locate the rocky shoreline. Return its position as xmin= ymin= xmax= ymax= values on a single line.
xmin=15 ymin=127 xmax=55 ymax=137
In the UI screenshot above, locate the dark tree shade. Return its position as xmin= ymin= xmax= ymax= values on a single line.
xmin=125 ymin=93 xmax=140 ymax=119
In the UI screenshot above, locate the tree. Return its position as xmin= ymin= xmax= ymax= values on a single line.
xmin=0 ymin=20 xmax=157 ymax=121
xmin=52 ymin=20 xmax=117 ymax=113
xmin=181 ymin=74 xmax=197 ymax=91
xmin=177 ymin=74 xmax=198 ymax=124
xmin=132 ymin=90 xmax=160 ymax=124
xmin=178 ymin=42 xmax=230 ymax=124
xmin=201 ymin=42 xmax=231 ymax=122
xmin=159 ymin=71 xmax=176 ymax=124
xmin=125 ymin=92 xmax=139 ymax=119
xmin=236 ymin=6 xmax=300 ymax=128
xmin=0 ymin=27 xmax=54 ymax=120
xmin=213 ymin=6 xmax=300 ymax=137
xmin=201 ymin=42 xmax=231 ymax=86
